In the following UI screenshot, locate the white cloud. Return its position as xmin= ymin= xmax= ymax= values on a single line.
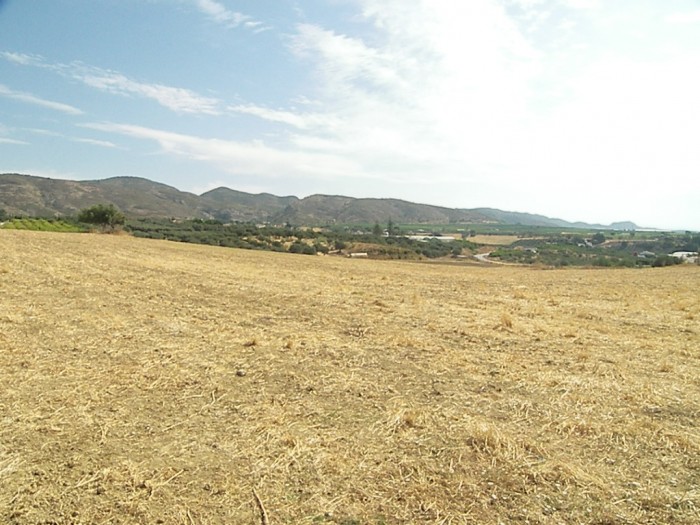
xmin=0 ymin=51 xmax=43 ymax=65
xmin=77 ymin=69 xmax=222 ymax=115
xmin=25 ymin=128 xmax=122 ymax=149
xmin=191 ymin=0 xmax=269 ymax=31
xmin=0 ymin=137 xmax=29 ymax=145
xmin=280 ymin=1 xmax=540 ymax=184
xmin=665 ymin=9 xmax=700 ymax=25
xmin=5 ymin=1 xmax=695 ymax=227
xmin=83 ymin=122 xmax=361 ymax=180
xmin=72 ymin=137 xmax=121 ymax=149
xmin=228 ymin=104 xmax=338 ymax=131
xmin=194 ymin=0 xmax=246 ymax=25
xmin=563 ymin=0 xmax=599 ymax=9
xmin=74 ymin=2 xmax=545 ymax=193
xmin=0 ymin=84 xmax=83 ymax=115
xmin=0 ymin=52 xmax=222 ymax=115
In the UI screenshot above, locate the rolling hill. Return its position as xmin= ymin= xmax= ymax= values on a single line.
xmin=0 ymin=173 xmax=637 ymax=229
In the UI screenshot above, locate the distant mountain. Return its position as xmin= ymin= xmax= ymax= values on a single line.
xmin=471 ymin=208 xmax=632 ymax=230
xmin=0 ymin=173 xmax=638 ymax=229
xmin=267 ymin=195 xmax=491 ymax=225
xmin=201 ymin=187 xmax=298 ymax=222
xmin=0 ymin=174 xmax=208 ymax=218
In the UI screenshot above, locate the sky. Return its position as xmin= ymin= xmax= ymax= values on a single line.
xmin=1 ymin=0 xmax=699 ymax=230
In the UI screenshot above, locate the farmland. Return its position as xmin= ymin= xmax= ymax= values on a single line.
xmin=1 ymin=230 xmax=699 ymax=524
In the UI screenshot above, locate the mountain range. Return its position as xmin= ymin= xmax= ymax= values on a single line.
xmin=0 ymin=173 xmax=637 ymax=230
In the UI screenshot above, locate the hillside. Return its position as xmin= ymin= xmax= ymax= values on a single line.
xmin=200 ymin=187 xmax=298 ymax=222
xmin=0 ymin=173 xmax=638 ymax=228
xmin=268 ymin=195 xmax=492 ymax=225
xmin=1 ymin=230 xmax=698 ymax=524
xmin=0 ymin=174 xmax=210 ymax=218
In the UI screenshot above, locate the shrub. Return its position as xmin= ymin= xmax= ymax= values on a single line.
xmin=77 ymin=204 xmax=126 ymax=231
xmin=652 ymin=255 xmax=683 ymax=268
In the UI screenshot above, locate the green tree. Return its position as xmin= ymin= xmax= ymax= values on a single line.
xmin=77 ymin=204 xmax=126 ymax=231
xmin=0 ymin=208 xmax=8 ymax=221
xmin=372 ymin=222 xmax=382 ymax=237
xmin=591 ymin=232 xmax=606 ymax=245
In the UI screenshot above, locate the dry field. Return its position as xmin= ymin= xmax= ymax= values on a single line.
xmin=1 ymin=230 xmax=699 ymax=525
xmin=465 ymin=235 xmax=522 ymax=246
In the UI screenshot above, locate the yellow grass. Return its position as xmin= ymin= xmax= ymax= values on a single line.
xmin=1 ymin=230 xmax=699 ymax=524
xmin=468 ymin=235 xmax=522 ymax=246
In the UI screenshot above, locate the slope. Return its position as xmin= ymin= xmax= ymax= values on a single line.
xmin=1 ymin=230 xmax=698 ymax=524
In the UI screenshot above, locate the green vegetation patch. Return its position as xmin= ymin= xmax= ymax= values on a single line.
xmin=489 ymin=231 xmax=698 ymax=268
xmin=125 ymin=218 xmax=478 ymax=260
xmin=0 ymin=218 xmax=85 ymax=232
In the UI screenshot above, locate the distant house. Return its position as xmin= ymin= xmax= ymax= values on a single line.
xmin=638 ymin=251 xmax=656 ymax=259
xmin=406 ymin=235 xmax=456 ymax=242
xmin=348 ymin=252 xmax=368 ymax=258
xmin=670 ymin=251 xmax=698 ymax=263
xmin=516 ymin=246 xmax=538 ymax=254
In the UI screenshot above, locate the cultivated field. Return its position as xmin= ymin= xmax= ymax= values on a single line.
xmin=1 ymin=230 xmax=698 ymax=524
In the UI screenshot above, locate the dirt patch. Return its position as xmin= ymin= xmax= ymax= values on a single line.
xmin=468 ymin=234 xmax=522 ymax=246
xmin=1 ymin=230 xmax=699 ymax=524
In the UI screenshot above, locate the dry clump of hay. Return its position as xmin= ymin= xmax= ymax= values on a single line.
xmin=1 ymin=229 xmax=699 ymax=524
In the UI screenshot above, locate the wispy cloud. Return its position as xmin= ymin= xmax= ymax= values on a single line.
xmin=83 ymin=122 xmax=359 ymax=179
xmin=0 ymin=137 xmax=29 ymax=145
xmin=193 ymin=0 xmax=248 ymax=26
xmin=228 ymin=104 xmax=337 ymax=130
xmin=4 ymin=1 xmax=695 ymax=227
xmin=280 ymin=2 xmax=539 ymax=182
xmin=0 ymin=51 xmax=43 ymax=65
xmin=72 ymin=137 xmax=121 ymax=148
xmin=69 ymin=3 xmax=543 ymax=189
xmin=26 ymin=128 xmax=122 ymax=148
xmin=76 ymin=69 xmax=222 ymax=115
xmin=191 ymin=0 xmax=269 ymax=32
xmin=0 ymin=83 xmax=83 ymax=115
xmin=0 ymin=52 xmax=222 ymax=115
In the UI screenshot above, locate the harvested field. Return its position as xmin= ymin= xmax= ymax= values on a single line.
xmin=467 ymin=235 xmax=522 ymax=246
xmin=1 ymin=230 xmax=699 ymax=524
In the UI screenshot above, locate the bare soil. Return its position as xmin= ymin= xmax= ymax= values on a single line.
xmin=1 ymin=230 xmax=699 ymax=524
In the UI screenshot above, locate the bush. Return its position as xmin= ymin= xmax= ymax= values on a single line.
xmin=289 ymin=242 xmax=316 ymax=255
xmin=77 ymin=204 xmax=125 ymax=231
xmin=652 ymin=255 xmax=683 ymax=268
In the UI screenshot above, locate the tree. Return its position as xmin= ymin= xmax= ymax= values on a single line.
xmin=591 ymin=232 xmax=606 ymax=245
xmin=387 ymin=218 xmax=399 ymax=236
xmin=0 ymin=208 xmax=8 ymax=221
xmin=372 ymin=222 xmax=382 ymax=237
xmin=77 ymin=204 xmax=125 ymax=231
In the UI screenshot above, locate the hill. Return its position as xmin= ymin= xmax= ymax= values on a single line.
xmin=1 ymin=230 xmax=698 ymax=523
xmin=267 ymin=195 xmax=492 ymax=225
xmin=0 ymin=173 xmax=638 ymax=229
xmin=0 ymin=173 xmax=209 ymax=218
xmin=200 ymin=186 xmax=298 ymax=222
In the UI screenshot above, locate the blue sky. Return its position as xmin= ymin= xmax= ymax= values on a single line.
xmin=1 ymin=0 xmax=699 ymax=230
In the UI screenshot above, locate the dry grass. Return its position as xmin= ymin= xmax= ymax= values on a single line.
xmin=468 ymin=235 xmax=523 ymax=246
xmin=1 ymin=230 xmax=699 ymax=524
